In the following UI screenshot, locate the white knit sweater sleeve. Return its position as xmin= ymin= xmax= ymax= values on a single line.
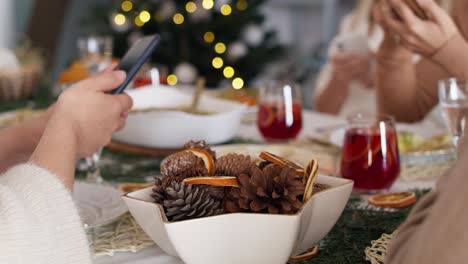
xmin=0 ymin=164 xmax=91 ymax=264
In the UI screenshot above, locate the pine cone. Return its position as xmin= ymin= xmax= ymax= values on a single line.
xmin=215 ymin=154 xmax=254 ymax=176
xmin=161 ymin=175 xmax=184 ymax=188
xmin=201 ymin=185 xmax=225 ymax=200
xmin=258 ymin=160 xmax=272 ymax=170
xmin=163 ymin=181 xmax=224 ymax=221
xmin=184 ymin=140 xmax=216 ymax=160
xmin=226 ymin=164 xmax=305 ymax=214
xmin=160 ymin=151 xmax=207 ymax=178
xmin=153 ymin=175 xmax=224 ymax=201
xmin=151 ymin=177 xmax=166 ymax=204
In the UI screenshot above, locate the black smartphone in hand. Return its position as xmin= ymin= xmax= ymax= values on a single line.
xmin=110 ymin=34 xmax=160 ymax=94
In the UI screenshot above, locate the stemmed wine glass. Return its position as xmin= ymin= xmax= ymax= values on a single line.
xmin=438 ymin=78 xmax=468 ymax=148
xmin=77 ymin=35 xmax=113 ymax=183
xmin=85 ymin=148 xmax=104 ymax=183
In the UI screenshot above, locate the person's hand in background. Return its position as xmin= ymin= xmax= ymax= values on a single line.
xmin=374 ymin=0 xmax=458 ymax=56
xmin=30 ymin=71 xmax=133 ymax=189
xmin=330 ymin=52 xmax=374 ymax=88
xmin=315 ymin=51 xmax=374 ymax=115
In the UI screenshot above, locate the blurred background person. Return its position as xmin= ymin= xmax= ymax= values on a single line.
xmin=314 ymin=0 xmax=379 ymax=116
xmin=375 ymin=0 xmax=468 ymax=122
xmin=314 ymin=0 xmax=459 ymax=121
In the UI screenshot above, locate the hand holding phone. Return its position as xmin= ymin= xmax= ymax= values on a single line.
xmin=110 ymin=35 xmax=160 ymax=94
xmin=376 ymin=0 xmax=458 ymax=56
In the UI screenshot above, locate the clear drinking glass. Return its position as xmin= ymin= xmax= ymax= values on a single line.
xmin=340 ymin=114 xmax=400 ymax=193
xmin=85 ymin=148 xmax=103 ymax=184
xmin=438 ymin=78 xmax=468 ymax=148
xmin=77 ymin=35 xmax=113 ymax=73
xmin=257 ymin=81 xmax=303 ymax=141
xmin=77 ymin=36 xmax=113 ymax=183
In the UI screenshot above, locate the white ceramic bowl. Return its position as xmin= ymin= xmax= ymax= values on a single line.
xmin=113 ymin=86 xmax=247 ymax=148
xmin=123 ymin=175 xmax=353 ymax=264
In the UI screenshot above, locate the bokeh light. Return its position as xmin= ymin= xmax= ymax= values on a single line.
xmin=173 ymin=13 xmax=185 ymax=24
xmin=139 ymin=10 xmax=151 ymax=23
xmin=202 ymin=0 xmax=214 ymax=9
xmin=220 ymin=4 xmax=232 ymax=16
xmin=214 ymin=42 xmax=226 ymax=54
xmin=223 ymin=66 xmax=235 ymax=78
xmin=121 ymin=1 xmax=133 ymax=12
xmin=236 ymin=0 xmax=248 ymax=11
xmin=185 ymin=2 xmax=197 ymax=13
xmin=167 ymin=74 xmax=178 ymax=85
xmin=204 ymin=32 xmax=215 ymax=43
xmin=114 ymin=13 xmax=126 ymax=25
xmin=232 ymin=77 xmax=244 ymax=89
xmin=134 ymin=16 xmax=144 ymax=27
xmin=212 ymin=57 xmax=224 ymax=69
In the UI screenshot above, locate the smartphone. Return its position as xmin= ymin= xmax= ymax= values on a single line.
xmin=335 ymin=33 xmax=369 ymax=55
xmin=110 ymin=34 xmax=160 ymax=94
xmin=403 ymin=0 xmax=429 ymax=20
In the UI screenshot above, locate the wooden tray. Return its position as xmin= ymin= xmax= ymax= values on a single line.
xmin=106 ymin=141 xmax=180 ymax=158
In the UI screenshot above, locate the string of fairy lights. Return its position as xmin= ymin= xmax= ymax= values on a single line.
xmin=113 ymin=0 xmax=249 ymax=89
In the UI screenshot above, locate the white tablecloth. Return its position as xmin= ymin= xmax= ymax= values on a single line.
xmin=94 ymin=110 xmax=441 ymax=264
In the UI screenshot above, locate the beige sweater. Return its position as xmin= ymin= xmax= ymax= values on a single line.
xmin=386 ymin=141 xmax=468 ymax=263
xmin=0 ymin=164 xmax=91 ymax=264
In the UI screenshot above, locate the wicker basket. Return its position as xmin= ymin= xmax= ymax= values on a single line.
xmin=0 ymin=63 xmax=42 ymax=101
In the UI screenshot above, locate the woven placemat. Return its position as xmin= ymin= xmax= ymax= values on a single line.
xmin=365 ymin=232 xmax=394 ymax=264
xmin=87 ymin=213 xmax=154 ymax=257
xmin=399 ymin=160 xmax=453 ymax=181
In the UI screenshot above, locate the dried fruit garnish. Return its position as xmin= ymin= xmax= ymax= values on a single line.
xmin=368 ymin=192 xmax=416 ymax=208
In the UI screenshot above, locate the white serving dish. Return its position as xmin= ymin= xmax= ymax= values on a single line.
xmin=123 ymin=175 xmax=353 ymax=264
xmin=113 ymin=86 xmax=247 ymax=148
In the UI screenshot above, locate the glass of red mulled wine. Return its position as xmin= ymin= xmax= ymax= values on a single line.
xmin=340 ymin=114 xmax=400 ymax=193
xmin=257 ymin=81 xmax=303 ymax=141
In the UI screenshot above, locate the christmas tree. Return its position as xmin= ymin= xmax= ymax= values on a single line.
xmin=89 ymin=0 xmax=283 ymax=88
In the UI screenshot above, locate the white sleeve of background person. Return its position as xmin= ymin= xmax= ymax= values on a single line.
xmin=0 ymin=164 xmax=91 ymax=264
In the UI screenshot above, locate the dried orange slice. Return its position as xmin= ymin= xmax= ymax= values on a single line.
xmin=183 ymin=176 xmax=239 ymax=187
xmin=259 ymin=151 xmax=304 ymax=176
xmin=258 ymin=104 xmax=275 ymax=128
xmin=289 ymin=245 xmax=319 ymax=262
xmin=185 ymin=148 xmax=215 ymax=175
xmin=303 ymin=159 xmax=319 ymax=202
xmin=368 ymin=192 xmax=416 ymax=208
xmin=118 ymin=182 xmax=154 ymax=193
